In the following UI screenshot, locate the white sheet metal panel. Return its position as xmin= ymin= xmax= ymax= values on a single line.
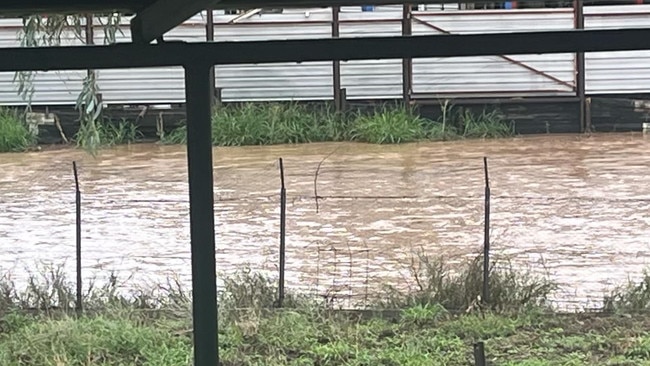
xmin=412 ymin=9 xmax=575 ymax=96
xmin=213 ymin=12 xmax=333 ymax=101
xmin=339 ymin=11 xmax=403 ymax=99
xmin=90 ymin=14 xmax=201 ymax=104
xmin=217 ymin=62 xmax=333 ymax=102
xmin=1 ymin=6 xmax=650 ymax=105
xmin=0 ymin=18 xmax=86 ymax=105
xmin=585 ymin=5 xmax=650 ymax=94
xmin=413 ymin=8 xmax=574 ymax=34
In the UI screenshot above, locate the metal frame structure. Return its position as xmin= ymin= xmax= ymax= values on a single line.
xmin=3 ymin=1 xmax=650 ymax=365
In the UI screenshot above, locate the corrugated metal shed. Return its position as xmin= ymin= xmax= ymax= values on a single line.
xmin=339 ymin=11 xmax=403 ymax=99
xmin=584 ymin=5 xmax=650 ymax=94
xmin=0 ymin=17 xmax=86 ymax=105
xmin=411 ymin=9 xmax=576 ymax=97
xmin=213 ymin=10 xmax=334 ymax=101
xmin=0 ymin=5 xmax=648 ymax=106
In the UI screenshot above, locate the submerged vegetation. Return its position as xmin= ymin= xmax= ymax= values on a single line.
xmin=0 ymin=102 xmax=515 ymax=153
xmin=2 ymin=254 xmax=650 ymax=365
xmin=75 ymin=117 xmax=141 ymax=151
xmin=0 ymin=107 xmax=36 ymax=153
xmin=161 ymin=102 xmax=515 ymax=146
xmin=0 ymin=106 xmax=140 ymax=153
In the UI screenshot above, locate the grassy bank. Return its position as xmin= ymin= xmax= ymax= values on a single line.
xmin=0 ymin=103 xmax=514 ymax=152
xmin=1 ymin=255 xmax=650 ymax=365
xmin=161 ymin=102 xmax=515 ymax=146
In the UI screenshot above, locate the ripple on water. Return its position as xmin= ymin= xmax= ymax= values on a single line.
xmin=0 ymin=135 xmax=649 ymax=309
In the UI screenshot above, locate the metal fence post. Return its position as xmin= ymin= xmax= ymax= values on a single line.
xmin=482 ymin=157 xmax=491 ymax=306
xmin=474 ymin=342 xmax=486 ymax=366
xmin=73 ymin=161 xmax=82 ymax=315
xmin=278 ymin=158 xmax=287 ymax=307
xmin=574 ymin=0 xmax=587 ymax=132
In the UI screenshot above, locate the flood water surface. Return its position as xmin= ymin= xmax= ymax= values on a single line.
xmin=1 ymin=133 xmax=649 ymax=309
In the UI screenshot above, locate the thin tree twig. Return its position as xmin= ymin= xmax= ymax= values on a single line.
xmin=313 ymin=147 xmax=340 ymax=213
xmin=53 ymin=114 xmax=69 ymax=144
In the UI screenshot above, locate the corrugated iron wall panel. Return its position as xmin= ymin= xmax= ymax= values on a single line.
xmin=412 ymin=10 xmax=575 ymax=96
xmin=0 ymin=6 xmax=648 ymax=105
xmin=0 ymin=17 xmax=86 ymax=105
xmin=585 ymin=5 xmax=650 ymax=94
xmin=212 ymin=12 xmax=334 ymax=101
xmin=339 ymin=12 xmax=403 ymax=99
xmin=91 ymin=14 xmax=197 ymax=104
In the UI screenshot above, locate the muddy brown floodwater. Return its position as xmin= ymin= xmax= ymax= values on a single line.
xmin=1 ymin=133 xmax=649 ymax=310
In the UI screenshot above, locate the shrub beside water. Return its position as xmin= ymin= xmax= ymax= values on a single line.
xmin=0 ymin=107 xmax=36 ymax=152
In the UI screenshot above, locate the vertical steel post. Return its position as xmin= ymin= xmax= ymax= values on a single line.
xmin=402 ymin=4 xmax=413 ymax=104
xmin=482 ymin=157 xmax=491 ymax=306
xmin=278 ymin=158 xmax=287 ymax=307
xmin=332 ymin=6 xmax=342 ymax=112
xmin=184 ymin=62 xmax=218 ymax=366
xmin=206 ymin=9 xmax=216 ymax=107
xmin=574 ymin=0 xmax=587 ymax=132
xmin=474 ymin=342 xmax=487 ymax=366
xmin=73 ymin=162 xmax=82 ymax=315
xmin=85 ymin=14 xmax=94 ymax=80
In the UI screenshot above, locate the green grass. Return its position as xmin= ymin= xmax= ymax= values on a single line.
xmin=603 ymin=269 xmax=650 ymax=313
xmin=75 ymin=117 xmax=142 ymax=152
xmin=0 ymin=103 xmax=514 ymax=152
xmin=161 ymin=102 xmax=515 ymax=146
xmin=0 ymin=107 xmax=36 ymax=152
xmin=372 ymin=250 xmax=557 ymax=312
xmin=350 ymin=104 xmax=429 ymax=144
xmin=3 ymin=255 xmax=650 ymax=365
xmin=162 ymin=102 xmax=347 ymax=146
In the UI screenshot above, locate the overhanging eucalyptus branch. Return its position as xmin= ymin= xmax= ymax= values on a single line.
xmin=15 ymin=13 xmax=123 ymax=152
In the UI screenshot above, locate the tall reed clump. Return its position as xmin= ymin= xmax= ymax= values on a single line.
xmin=75 ymin=117 xmax=141 ymax=150
xmin=161 ymin=102 xmax=515 ymax=147
xmin=456 ymin=108 xmax=515 ymax=138
xmin=350 ymin=104 xmax=430 ymax=144
xmin=373 ymin=250 xmax=557 ymax=312
xmin=603 ymin=271 xmax=650 ymax=312
xmin=162 ymin=102 xmax=347 ymax=146
xmin=0 ymin=107 xmax=36 ymax=152
xmin=430 ymin=101 xmax=515 ymax=140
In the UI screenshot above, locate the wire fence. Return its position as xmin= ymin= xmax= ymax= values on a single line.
xmin=1 ymin=143 xmax=650 ymax=312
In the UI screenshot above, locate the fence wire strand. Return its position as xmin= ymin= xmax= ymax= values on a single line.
xmin=2 ymin=155 xmax=650 ymax=312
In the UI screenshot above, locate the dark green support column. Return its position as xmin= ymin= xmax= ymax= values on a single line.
xmin=184 ymin=61 xmax=218 ymax=366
